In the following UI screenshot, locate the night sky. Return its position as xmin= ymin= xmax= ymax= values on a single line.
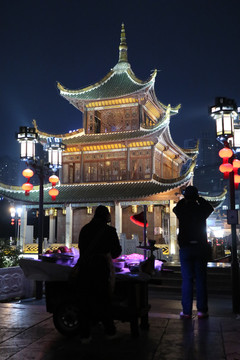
xmin=2 ymin=0 xmax=240 ymax=159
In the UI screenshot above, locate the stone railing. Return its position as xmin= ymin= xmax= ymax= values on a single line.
xmin=0 ymin=266 xmax=34 ymax=301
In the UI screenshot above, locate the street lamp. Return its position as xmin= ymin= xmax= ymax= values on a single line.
xmin=17 ymin=126 xmax=65 ymax=298
xmin=9 ymin=206 xmax=22 ymax=245
xmin=210 ymin=97 xmax=240 ymax=313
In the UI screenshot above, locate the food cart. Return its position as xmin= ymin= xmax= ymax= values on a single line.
xmin=19 ymin=254 xmax=156 ymax=337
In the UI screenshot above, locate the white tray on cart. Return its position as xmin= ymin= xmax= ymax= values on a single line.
xmin=19 ymin=258 xmax=72 ymax=282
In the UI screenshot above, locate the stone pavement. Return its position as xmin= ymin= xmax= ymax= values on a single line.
xmin=0 ymin=293 xmax=240 ymax=360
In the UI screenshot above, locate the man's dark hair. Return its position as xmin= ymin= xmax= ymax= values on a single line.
xmin=94 ymin=205 xmax=111 ymax=222
xmin=183 ymin=186 xmax=199 ymax=200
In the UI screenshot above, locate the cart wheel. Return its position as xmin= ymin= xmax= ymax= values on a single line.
xmin=53 ymin=304 xmax=81 ymax=336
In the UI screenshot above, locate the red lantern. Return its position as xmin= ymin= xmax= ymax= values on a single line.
xmin=218 ymin=148 xmax=233 ymax=159
xmin=219 ymin=163 xmax=233 ymax=178
xmin=234 ymin=175 xmax=240 ymax=189
xmin=49 ymin=187 xmax=59 ymax=201
xmin=233 ymin=159 xmax=240 ymax=172
xmin=22 ymin=168 xmax=34 ymax=178
xmin=49 ymin=175 xmax=59 ymax=186
xmin=233 ymin=160 xmax=240 ymax=189
xmin=22 ymin=182 xmax=33 ymax=196
xmin=218 ymin=147 xmax=234 ymax=179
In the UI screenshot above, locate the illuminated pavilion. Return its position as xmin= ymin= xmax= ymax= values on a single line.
xmin=0 ymin=25 xmax=225 ymax=256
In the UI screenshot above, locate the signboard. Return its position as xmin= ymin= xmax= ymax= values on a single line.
xmin=157 ymin=244 xmax=169 ymax=255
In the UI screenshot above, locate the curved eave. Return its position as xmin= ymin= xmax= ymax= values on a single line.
xmin=37 ymin=120 xmax=168 ymax=145
xmin=161 ymin=126 xmax=197 ymax=162
xmin=57 ymin=68 xmax=157 ymax=102
xmin=37 ymin=128 xmax=85 ymax=140
xmin=200 ymin=188 xmax=227 ymax=209
xmin=158 ymin=101 xmax=181 ymax=116
xmin=32 ymin=120 xmax=84 ymax=140
xmin=153 ymin=159 xmax=196 ymax=185
xmin=0 ymin=166 xmax=193 ymax=205
xmin=181 ymin=140 xmax=200 ymax=158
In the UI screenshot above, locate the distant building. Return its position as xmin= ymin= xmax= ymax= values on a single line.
xmin=198 ymin=131 xmax=220 ymax=167
xmin=184 ymin=132 xmax=224 ymax=194
xmin=183 ymin=138 xmax=198 ymax=150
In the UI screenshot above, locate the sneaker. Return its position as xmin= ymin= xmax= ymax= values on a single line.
xmin=197 ymin=312 xmax=209 ymax=319
xmin=179 ymin=312 xmax=192 ymax=319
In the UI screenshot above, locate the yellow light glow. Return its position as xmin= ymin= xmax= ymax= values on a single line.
xmin=148 ymin=204 xmax=154 ymax=213
xmin=131 ymin=205 xmax=137 ymax=213
xmin=145 ymin=101 xmax=161 ymax=119
xmin=66 ymin=146 xmax=79 ymax=152
xmin=129 ymin=141 xmax=154 ymax=148
xmin=86 ymin=98 xmax=139 ymax=108
xmin=82 ymin=143 xmax=126 ymax=151
xmin=87 ymin=206 xmax=93 ymax=214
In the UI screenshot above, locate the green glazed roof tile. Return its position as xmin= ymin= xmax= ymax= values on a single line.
xmin=0 ymin=175 xmax=191 ymax=205
xmin=58 ymin=69 xmax=156 ymax=101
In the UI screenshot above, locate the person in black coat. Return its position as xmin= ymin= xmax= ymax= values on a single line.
xmin=78 ymin=205 xmax=122 ymax=340
xmin=173 ymin=186 xmax=213 ymax=319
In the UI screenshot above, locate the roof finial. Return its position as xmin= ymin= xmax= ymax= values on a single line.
xmin=118 ymin=23 xmax=128 ymax=63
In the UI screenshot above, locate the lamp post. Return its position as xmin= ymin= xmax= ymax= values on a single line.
xmin=210 ymin=97 xmax=240 ymax=313
xmin=9 ymin=206 xmax=22 ymax=245
xmin=17 ymin=126 xmax=65 ymax=298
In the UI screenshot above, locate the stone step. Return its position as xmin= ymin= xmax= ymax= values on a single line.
xmin=155 ymin=263 xmax=233 ymax=295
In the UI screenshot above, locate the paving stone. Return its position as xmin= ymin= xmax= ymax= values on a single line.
xmin=1 ymin=292 xmax=240 ymax=360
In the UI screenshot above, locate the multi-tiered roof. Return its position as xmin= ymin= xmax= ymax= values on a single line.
xmin=0 ymin=24 xmax=203 ymax=205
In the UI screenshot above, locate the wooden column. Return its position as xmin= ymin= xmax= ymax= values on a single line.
xmin=49 ymin=215 xmax=56 ymax=244
xmin=65 ymin=204 xmax=73 ymax=248
xmin=127 ymin=147 xmax=130 ymax=180
xmin=115 ymin=202 xmax=122 ymax=235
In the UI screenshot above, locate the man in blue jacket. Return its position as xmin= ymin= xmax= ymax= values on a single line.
xmin=173 ymin=186 xmax=213 ymax=319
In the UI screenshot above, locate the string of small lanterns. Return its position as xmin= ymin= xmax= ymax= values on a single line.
xmin=49 ymin=175 xmax=59 ymax=200
xmin=21 ymin=169 xmax=60 ymax=200
xmin=22 ymin=168 xmax=34 ymax=195
xmin=219 ymin=147 xmax=240 ymax=189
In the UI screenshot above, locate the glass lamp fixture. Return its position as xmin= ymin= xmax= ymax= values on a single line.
xmin=233 ymin=126 xmax=240 ymax=148
xmin=9 ymin=207 xmax=16 ymax=218
xmin=17 ymin=127 xmax=38 ymax=160
xmin=210 ymin=97 xmax=238 ymax=140
xmin=45 ymin=137 xmax=66 ymax=170
xmin=16 ymin=207 xmax=22 ymax=218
